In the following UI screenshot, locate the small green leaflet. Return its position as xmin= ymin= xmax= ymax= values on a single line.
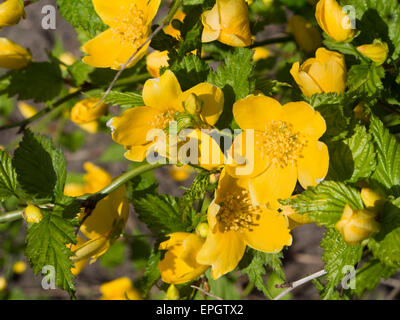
xmin=135 ymin=247 xmax=161 ymax=297
xmin=89 ymin=90 xmax=144 ymax=108
xmin=347 ymin=64 xmax=384 ymax=98
xmin=280 ymin=181 xmax=364 ymax=227
xmin=0 ymin=150 xmax=17 ymax=201
xmin=321 ymin=229 xmax=363 ymax=300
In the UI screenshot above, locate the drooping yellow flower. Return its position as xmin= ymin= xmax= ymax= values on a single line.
xmin=24 ymin=204 xmax=43 ymax=223
xmin=12 ymin=261 xmax=27 ymax=274
xmin=70 ymin=98 xmax=109 ymax=125
xmin=290 ymin=47 xmax=346 ymax=97
xmin=100 ymin=277 xmax=142 ymax=300
xmin=0 ymin=38 xmax=31 ymax=69
xmin=227 ymin=94 xmax=329 ymax=208
xmin=159 ymin=232 xmax=209 ymax=284
xmin=108 ymin=70 xmax=225 ymax=169
xmin=201 ymin=0 xmax=253 ymax=47
xmin=357 ymin=40 xmax=389 ymax=65
xmin=315 ymin=0 xmax=355 ymax=42
xmin=82 ymin=0 xmax=161 ymax=70
xmin=17 ymin=102 xmax=38 ymax=119
xmin=146 ymin=50 xmax=169 ymax=78
xmin=0 ymin=0 xmax=25 ymax=28
xmin=252 ymin=47 xmax=270 ymax=61
xmin=288 ymin=15 xmax=322 ymax=53
xmin=197 ymin=169 xmax=292 ymax=279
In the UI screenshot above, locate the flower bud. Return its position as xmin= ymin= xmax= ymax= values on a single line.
xmin=0 ymin=276 xmax=6 ymax=291
xmin=146 ymin=50 xmax=169 ymax=78
xmin=12 ymin=261 xmax=27 ymax=274
xmin=0 ymin=0 xmax=25 ymax=28
xmin=195 ymin=223 xmax=209 ymax=238
xmin=288 ymin=15 xmax=322 ymax=53
xmin=18 ymin=102 xmax=38 ymax=119
xmin=361 ymin=188 xmax=385 ymax=213
xmin=70 ymin=235 xmax=110 ymax=263
xmin=291 ymin=48 xmax=346 ymax=97
xmin=357 ymin=40 xmax=389 ymax=65
xmin=166 ymin=284 xmax=180 ymax=300
xmin=335 ymin=204 xmax=380 ymax=245
xmin=70 ymin=98 xmax=109 ymax=124
xmin=0 ymin=38 xmax=31 ymax=69
xmin=24 ymin=205 xmax=43 ymax=224
xmin=315 ymin=0 xmax=355 ymax=42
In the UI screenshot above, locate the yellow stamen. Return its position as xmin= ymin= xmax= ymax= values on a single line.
xmin=111 ymin=4 xmax=146 ymax=46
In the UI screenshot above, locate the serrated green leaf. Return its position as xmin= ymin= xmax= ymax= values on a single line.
xmin=370 ymin=116 xmax=400 ymax=196
xmin=321 ymin=229 xmax=363 ymax=300
xmin=0 ymin=150 xmax=17 ymax=200
xmin=327 ymin=125 xmax=376 ymax=182
xmin=135 ymin=247 xmax=161 ymax=296
xmin=13 ymin=130 xmax=67 ymax=201
xmin=25 ymin=209 xmax=77 ymax=296
xmin=347 ymin=64 xmax=384 ymax=98
xmin=280 ymin=181 xmax=364 ymax=227
xmin=90 ymin=90 xmax=144 ymax=108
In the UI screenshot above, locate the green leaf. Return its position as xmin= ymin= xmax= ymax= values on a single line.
xmin=98 ymin=143 xmax=126 ymax=163
xmin=183 ymin=0 xmax=205 ymax=5
xmin=90 ymin=90 xmax=144 ymax=108
xmin=368 ymin=198 xmax=400 ymax=268
xmin=327 ymin=125 xmax=376 ymax=182
xmin=255 ymin=78 xmax=291 ymax=96
xmin=67 ymin=61 xmax=94 ymax=87
xmin=57 ymin=0 xmax=108 ymax=38
xmin=370 ymin=116 xmax=400 ymax=196
xmin=280 ymin=181 xmax=364 ymax=227
xmin=133 ymin=194 xmax=185 ymax=236
xmin=13 ymin=130 xmax=67 ymax=202
xmin=353 ymin=259 xmax=397 ymax=297
xmin=25 ymin=209 xmax=77 ymax=297
xmin=206 ymin=270 xmax=241 ymax=300
xmin=135 ymin=247 xmax=161 ymax=296
xmin=100 ymin=241 xmax=126 ymax=269
xmin=0 ymin=150 xmax=17 ymax=201
xmin=60 ymin=131 xmax=85 ymax=152
xmin=321 ymin=229 xmax=363 ymax=300
xmin=347 ymin=64 xmax=384 ymax=98
xmin=0 ymin=62 xmax=62 ymax=102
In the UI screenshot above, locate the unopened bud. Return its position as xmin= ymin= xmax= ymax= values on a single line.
xmin=361 ymin=188 xmax=385 ymax=213
xmin=357 ymin=40 xmax=389 ymax=65
xmin=195 ymin=223 xmax=209 ymax=238
xmin=167 ymin=284 xmax=180 ymax=300
xmin=12 ymin=261 xmax=27 ymax=275
xmin=24 ymin=205 xmax=43 ymax=224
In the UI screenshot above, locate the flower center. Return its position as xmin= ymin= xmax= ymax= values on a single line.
xmin=258 ymin=120 xmax=307 ymax=168
xmin=216 ymin=190 xmax=261 ymax=233
xmin=111 ymin=4 xmax=146 ymax=45
xmin=151 ymin=109 xmax=178 ymax=129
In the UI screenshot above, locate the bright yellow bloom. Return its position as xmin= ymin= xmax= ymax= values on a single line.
xmin=0 ymin=277 xmax=6 ymax=291
xmin=335 ymin=204 xmax=380 ymax=245
xmin=357 ymin=40 xmax=389 ymax=65
xmin=228 ymin=94 xmax=329 ymax=207
xmin=108 ymin=70 xmax=225 ymax=169
xmin=0 ymin=38 xmax=31 ymax=69
xmin=82 ymin=0 xmax=161 ymax=70
xmin=169 ymin=164 xmax=193 ymax=182
xmin=252 ymin=47 xmax=270 ymax=61
xmin=197 ymin=170 xmax=292 ymax=279
xmin=315 ymin=0 xmax=355 ymax=42
xmin=159 ymin=232 xmax=209 ymax=284
xmin=288 ymin=15 xmax=322 ymax=53
xmin=100 ymin=277 xmax=142 ymax=300
xmin=0 ymin=0 xmax=25 ymax=28
xmin=201 ymin=0 xmax=253 ymax=47
xmin=17 ymin=102 xmax=38 ymax=119
xmin=146 ymin=50 xmax=169 ymax=78
xmin=12 ymin=261 xmax=27 ymax=274
xmin=166 ymin=284 xmax=180 ymax=300
xmin=70 ymin=98 xmax=109 ymax=125
xmin=290 ymin=48 xmax=346 ymax=97
xmin=24 ymin=205 xmax=43 ymax=223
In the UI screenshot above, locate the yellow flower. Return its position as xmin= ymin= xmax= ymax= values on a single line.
xmin=0 ymin=0 xmax=25 ymax=28
xmin=201 ymin=0 xmax=253 ymax=47
xmin=79 ymin=121 xmax=99 ymax=134
xmin=315 ymin=0 xmax=355 ymax=42
xmin=227 ymin=94 xmax=329 ymax=208
xmin=288 ymin=15 xmax=322 ymax=53
xmin=169 ymin=164 xmax=193 ymax=182
xmin=70 ymin=98 xmax=109 ymax=125
xmin=0 ymin=277 xmax=6 ymax=291
xmin=146 ymin=50 xmax=169 ymax=78
xmin=335 ymin=204 xmax=380 ymax=245
xmin=24 ymin=204 xmax=43 ymax=223
xmin=159 ymin=232 xmax=209 ymax=284
xmin=17 ymin=102 xmax=38 ymax=119
xmin=12 ymin=261 xmax=27 ymax=274
xmin=0 ymin=38 xmax=31 ymax=69
xmin=252 ymin=47 xmax=270 ymax=61
xmin=82 ymin=0 xmax=161 ymax=70
xmin=64 ymin=183 xmax=85 ymax=197
xmin=100 ymin=277 xmax=142 ymax=300
xmin=82 ymin=161 xmax=112 ymax=194
xmin=108 ymin=70 xmax=225 ymax=169
xmin=290 ymin=47 xmax=346 ymax=97
xmin=197 ymin=169 xmax=292 ymax=279
xmin=357 ymin=40 xmax=389 ymax=65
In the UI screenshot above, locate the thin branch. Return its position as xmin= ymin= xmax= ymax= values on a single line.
xmin=191 ymin=285 xmax=223 ymax=300
xmin=0 ymin=209 xmax=24 ymax=224
xmin=273 ymin=269 xmax=327 ymax=300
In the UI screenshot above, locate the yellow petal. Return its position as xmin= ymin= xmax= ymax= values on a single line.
xmin=201 ymin=5 xmax=220 ymax=42
xmin=18 ymin=102 xmax=38 ymax=119
xmin=142 ymin=70 xmax=183 ymax=112
xmin=181 ymin=82 xmax=224 ymax=126
xmin=282 ymin=101 xmax=326 ymax=139
xmin=83 ymin=162 xmax=112 ymax=194
xmin=290 ymin=61 xmax=323 ymax=97
xmin=146 ymin=50 xmax=169 ymax=78
xmin=124 ymin=143 xmax=154 ymax=162
xmin=100 ymin=277 xmax=134 ymax=299
xmin=243 ymin=207 xmax=292 ymax=253
xmin=297 ymin=140 xmax=329 ymax=188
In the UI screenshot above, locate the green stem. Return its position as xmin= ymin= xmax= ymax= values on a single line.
xmin=0 ymin=209 xmax=24 ymax=224
xmin=250 ymin=36 xmax=294 ymax=48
